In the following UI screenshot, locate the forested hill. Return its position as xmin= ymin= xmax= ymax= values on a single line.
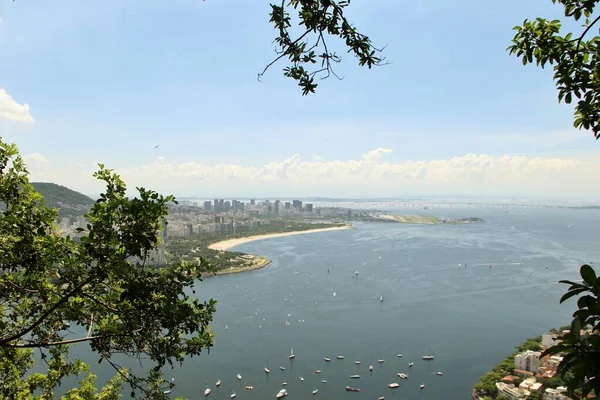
xmin=31 ymin=182 xmax=94 ymax=207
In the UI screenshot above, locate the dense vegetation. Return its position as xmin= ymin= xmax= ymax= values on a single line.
xmin=166 ymin=221 xmax=346 ymax=271
xmin=1 ymin=138 xmax=215 ymax=399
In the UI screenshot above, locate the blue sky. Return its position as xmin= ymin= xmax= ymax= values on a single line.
xmin=1 ymin=0 xmax=598 ymax=198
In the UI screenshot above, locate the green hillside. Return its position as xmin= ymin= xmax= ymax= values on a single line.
xmin=31 ymin=182 xmax=94 ymax=207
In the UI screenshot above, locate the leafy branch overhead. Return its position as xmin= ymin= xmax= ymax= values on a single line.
xmin=508 ymin=0 xmax=600 ymax=139
xmin=261 ymin=0 xmax=387 ymax=95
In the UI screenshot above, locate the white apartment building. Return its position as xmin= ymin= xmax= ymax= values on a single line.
xmin=515 ymin=350 xmax=541 ymax=373
xmin=544 ymin=386 xmax=568 ymax=400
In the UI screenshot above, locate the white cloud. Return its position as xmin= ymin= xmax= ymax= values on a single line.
xmin=0 ymin=89 xmax=34 ymax=122
xmin=21 ymin=149 xmax=600 ymax=198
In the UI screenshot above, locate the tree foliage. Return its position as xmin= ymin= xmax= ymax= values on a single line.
xmin=261 ymin=0 xmax=386 ymax=95
xmin=508 ymin=0 xmax=600 ymax=139
xmin=0 ymin=137 xmax=216 ymax=399
xmin=542 ymin=264 xmax=600 ymax=399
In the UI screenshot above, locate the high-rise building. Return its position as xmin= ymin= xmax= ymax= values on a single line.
xmin=213 ymin=198 xmax=220 ymax=213
xmin=204 ymin=201 xmax=212 ymax=212
xmin=250 ymin=199 xmax=255 ymax=206
xmin=274 ymin=200 xmax=281 ymax=216
xmin=285 ymin=202 xmax=291 ymax=209
xmin=186 ymin=223 xmax=193 ymax=236
xmin=293 ymin=200 xmax=303 ymax=210
xmin=305 ymin=203 xmax=313 ymax=212
xmin=224 ymin=201 xmax=231 ymax=212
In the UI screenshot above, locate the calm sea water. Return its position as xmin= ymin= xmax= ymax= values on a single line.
xmin=69 ymin=207 xmax=600 ymax=399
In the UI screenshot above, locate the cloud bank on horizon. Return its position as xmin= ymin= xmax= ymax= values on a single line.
xmin=22 ymin=148 xmax=598 ymax=199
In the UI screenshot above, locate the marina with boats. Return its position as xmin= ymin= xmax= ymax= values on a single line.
xmin=166 ymin=348 xmax=443 ymax=398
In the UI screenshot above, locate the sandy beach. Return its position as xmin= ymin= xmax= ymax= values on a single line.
xmin=208 ymin=225 xmax=352 ymax=251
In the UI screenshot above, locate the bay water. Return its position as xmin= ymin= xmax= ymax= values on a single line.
xmin=70 ymin=207 xmax=600 ymax=399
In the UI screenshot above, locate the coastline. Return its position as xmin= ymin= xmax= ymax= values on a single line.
xmin=207 ymin=225 xmax=352 ymax=251
xmin=210 ymin=255 xmax=273 ymax=277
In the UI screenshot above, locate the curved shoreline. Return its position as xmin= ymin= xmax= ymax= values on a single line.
xmin=208 ymin=225 xmax=352 ymax=251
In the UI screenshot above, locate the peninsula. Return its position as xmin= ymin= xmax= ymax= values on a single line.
xmin=359 ymin=214 xmax=485 ymax=225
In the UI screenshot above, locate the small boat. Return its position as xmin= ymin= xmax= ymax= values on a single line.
xmin=354 ymin=361 xmax=361 ymax=365
xmin=422 ymin=354 xmax=434 ymax=360
xmin=333 ymin=292 xmax=336 ymax=298
xmin=300 ymin=377 xmax=304 ymax=382
xmin=276 ymin=389 xmax=288 ymax=398
xmin=163 ymin=390 xmax=171 ymax=394
xmin=324 ymin=357 xmax=331 ymax=362
xmin=369 ymin=365 xmax=374 ymax=371
xmin=355 ymin=269 xmax=359 ymax=276
xmin=397 ymin=373 xmax=408 ymax=379
xmin=265 ymin=367 xmax=270 ymax=373
xmin=396 ymin=354 xmax=403 ymax=357
xmin=245 ymin=386 xmax=254 ymax=390
xmin=380 ymin=296 xmax=383 ymax=302
xmin=321 ymin=380 xmax=327 ymax=383
xmin=346 ymin=386 xmax=360 ymax=392
xmin=420 ymin=383 xmax=425 ymax=389
xmin=236 ymin=374 xmax=242 ymax=380
xmin=216 ymin=380 xmax=221 ymax=387
xmin=350 ymin=375 xmax=360 ymax=379
xmin=279 ymin=366 xmax=286 ymax=371
xmin=204 ymin=388 xmax=211 ymax=396
xmin=230 ymin=393 xmax=236 ymax=399
xmin=289 ymin=348 xmax=295 ymax=359
xmin=408 ymin=362 xmax=414 ymax=367
xmin=336 ymin=355 xmax=344 ymax=359
xmin=281 ymin=382 xmax=288 ymax=386
xmin=378 ymin=359 xmax=385 ymax=363
xmin=312 ymin=389 xmax=318 ymax=395
xmin=388 ymin=383 xmax=399 ymax=389
xmin=437 ymin=371 xmax=443 ymax=376
xmin=378 ymin=397 xmax=385 ymax=400
xmin=314 ymin=370 xmax=322 ymax=374
xmin=225 ymin=325 xmax=228 ymax=330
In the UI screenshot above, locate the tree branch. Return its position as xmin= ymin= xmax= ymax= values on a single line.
xmin=80 ymin=291 xmax=118 ymax=312
xmin=0 ymin=275 xmax=94 ymax=345
xmin=4 ymin=334 xmax=107 ymax=348
xmin=575 ymin=14 xmax=600 ymax=53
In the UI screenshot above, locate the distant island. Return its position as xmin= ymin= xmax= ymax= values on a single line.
xmin=357 ymin=214 xmax=485 ymax=225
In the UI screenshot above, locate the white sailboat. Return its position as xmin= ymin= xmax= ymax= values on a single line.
xmin=204 ymin=388 xmax=211 ymax=396
xmin=236 ymin=374 xmax=242 ymax=380
xmin=355 ymin=269 xmax=359 ymax=276
xmin=380 ymin=295 xmax=383 ymax=302
xmin=216 ymin=380 xmax=221 ymax=387
xmin=388 ymin=383 xmax=399 ymax=388
xmin=422 ymin=346 xmax=434 ymax=360
xmin=312 ymin=389 xmax=318 ymax=395
xmin=420 ymin=383 xmax=425 ymax=389
xmin=289 ymin=348 xmax=295 ymax=359
xmin=265 ymin=361 xmax=270 ymax=373
xmin=276 ymin=388 xmax=288 ymax=398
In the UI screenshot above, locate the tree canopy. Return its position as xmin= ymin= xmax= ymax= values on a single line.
xmin=0 ymin=137 xmax=216 ymax=399
xmin=508 ymin=0 xmax=600 ymax=139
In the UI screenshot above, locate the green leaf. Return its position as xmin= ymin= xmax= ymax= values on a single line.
xmin=580 ymin=264 xmax=597 ymax=285
xmin=560 ymin=287 xmax=587 ymax=303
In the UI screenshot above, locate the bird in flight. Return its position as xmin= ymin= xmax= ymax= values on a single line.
xmin=154 ymin=145 xmax=159 ymax=149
